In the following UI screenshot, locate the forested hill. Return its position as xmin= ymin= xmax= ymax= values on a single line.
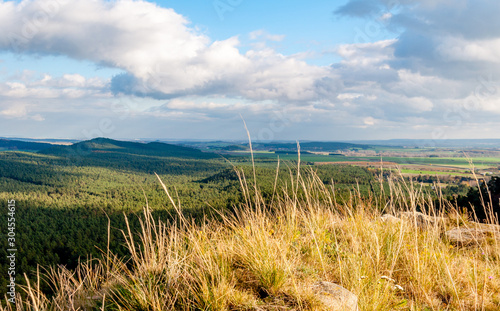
xmin=0 ymin=139 xmax=54 ymax=152
xmin=39 ymin=137 xmax=219 ymax=159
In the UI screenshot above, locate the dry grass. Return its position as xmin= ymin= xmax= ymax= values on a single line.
xmin=2 ymin=165 xmax=499 ymax=310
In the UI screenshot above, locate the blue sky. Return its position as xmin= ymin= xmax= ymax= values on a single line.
xmin=0 ymin=0 xmax=499 ymax=141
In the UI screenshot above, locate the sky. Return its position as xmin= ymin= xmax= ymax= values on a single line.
xmin=0 ymin=0 xmax=499 ymax=141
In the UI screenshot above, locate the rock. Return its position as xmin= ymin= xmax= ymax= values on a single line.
xmin=445 ymin=223 xmax=500 ymax=244
xmin=380 ymin=214 xmax=402 ymax=224
xmin=311 ymin=281 xmax=359 ymax=311
xmin=380 ymin=212 xmax=446 ymax=229
xmin=397 ymin=212 xmax=446 ymax=229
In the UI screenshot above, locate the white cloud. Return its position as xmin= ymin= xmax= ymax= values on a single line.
xmin=438 ymin=37 xmax=500 ymax=63
xmin=0 ymin=102 xmax=44 ymax=121
xmin=166 ymin=99 xmax=231 ymax=111
xmin=363 ymin=116 xmax=376 ymax=126
xmin=337 ymin=40 xmax=396 ymax=67
xmin=406 ymin=96 xmax=434 ymax=112
xmin=249 ymin=30 xmax=286 ymax=42
xmin=380 ymin=12 xmax=392 ymax=21
xmin=0 ymin=74 xmax=109 ymax=99
xmin=62 ymin=74 xmax=86 ymax=87
xmin=154 ymin=98 xmax=282 ymax=119
xmin=337 ymin=93 xmax=362 ymax=100
xmin=0 ymin=104 xmax=27 ymax=118
xmin=0 ymin=0 xmax=334 ymax=102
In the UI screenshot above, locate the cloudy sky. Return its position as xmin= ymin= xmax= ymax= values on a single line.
xmin=0 ymin=0 xmax=499 ymax=141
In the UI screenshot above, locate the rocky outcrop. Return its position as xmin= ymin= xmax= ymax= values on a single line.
xmin=311 ymin=281 xmax=359 ymax=311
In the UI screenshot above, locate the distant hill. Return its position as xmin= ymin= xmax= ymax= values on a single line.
xmin=0 ymin=137 xmax=78 ymax=144
xmin=345 ymin=139 xmax=500 ymax=149
xmin=0 ymin=139 xmax=54 ymax=152
xmin=39 ymin=137 xmax=219 ymax=159
xmin=0 ymin=138 xmax=372 ymax=155
xmin=254 ymin=141 xmax=371 ymax=152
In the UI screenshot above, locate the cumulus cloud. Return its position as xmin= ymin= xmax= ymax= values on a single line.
xmin=0 ymin=0 xmax=336 ymax=103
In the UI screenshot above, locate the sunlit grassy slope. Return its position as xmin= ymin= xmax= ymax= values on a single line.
xmin=3 ymin=166 xmax=500 ymax=311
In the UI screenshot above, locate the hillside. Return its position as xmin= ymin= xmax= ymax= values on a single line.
xmin=39 ymin=137 xmax=219 ymax=159
xmin=0 ymin=139 xmax=54 ymax=152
